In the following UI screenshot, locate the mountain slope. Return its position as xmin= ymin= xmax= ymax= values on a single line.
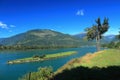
xmin=0 ymin=29 xmax=82 ymax=47
xmin=73 ymin=33 xmax=86 ymax=39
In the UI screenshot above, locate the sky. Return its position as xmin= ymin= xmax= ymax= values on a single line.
xmin=0 ymin=0 xmax=120 ymax=38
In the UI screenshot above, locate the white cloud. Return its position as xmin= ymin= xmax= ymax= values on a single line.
xmin=0 ymin=21 xmax=16 ymax=33
xmin=0 ymin=21 xmax=8 ymax=29
xmin=10 ymin=25 xmax=16 ymax=27
xmin=76 ymin=9 xmax=84 ymax=16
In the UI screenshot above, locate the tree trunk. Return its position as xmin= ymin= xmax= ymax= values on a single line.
xmin=28 ymin=72 xmax=31 ymax=80
xmin=96 ymin=35 xmax=100 ymax=51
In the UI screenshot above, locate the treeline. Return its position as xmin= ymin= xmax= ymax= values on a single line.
xmin=102 ymin=31 xmax=120 ymax=49
xmin=102 ymin=41 xmax=120 ymax=49
xmin=0 ymin=45 xmax=80 ymax=50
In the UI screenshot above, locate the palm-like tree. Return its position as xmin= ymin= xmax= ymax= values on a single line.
xmin=85 ymin=17 xmax=109 ymax=51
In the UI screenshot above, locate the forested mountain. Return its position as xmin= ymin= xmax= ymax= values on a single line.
xmin=0 ymin=29 xmax=82 ymax=47
xmin=0 ymin=29 xmax=116 ymax=49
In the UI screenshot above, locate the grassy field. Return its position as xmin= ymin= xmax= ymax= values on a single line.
xmin=7 ymin=51 xmax=77 ymax=64
xmin=56 ymin=49 xmax=120 ymax=74
xmin=45 ymin=51 xmax=77 ymax=58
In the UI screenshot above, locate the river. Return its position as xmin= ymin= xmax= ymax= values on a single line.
xmin=0 ymin=47 xmax=97 ymax=80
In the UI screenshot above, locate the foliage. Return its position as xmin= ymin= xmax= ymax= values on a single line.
xmin=19 ymin=66 xmax=53 ymax=80
xmin=102 ymin=41 xmax=120 ymax=49
xmin=85 ymin=17 xmax=109 ymax=51
xmin=0 ymin=45 xmax=80 ymax=50
xmin=116 ymin=28 xmax=120 ymax=42
xmin=85 ymin=18 xmax=109 ymax=40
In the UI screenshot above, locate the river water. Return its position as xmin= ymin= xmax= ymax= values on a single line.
xmin=0 ymin=47 xmax=97 ymax=80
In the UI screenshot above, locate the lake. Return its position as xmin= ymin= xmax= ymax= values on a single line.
xmin=0 ymin=47 xmax=97 ymax=80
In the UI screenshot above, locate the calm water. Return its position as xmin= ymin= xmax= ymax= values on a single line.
xmin=0 ymin=47 xmax=97 ymax=80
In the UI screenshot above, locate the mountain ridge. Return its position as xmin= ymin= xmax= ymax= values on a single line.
xmin=0 ymin=29 xmax=82 ymax=47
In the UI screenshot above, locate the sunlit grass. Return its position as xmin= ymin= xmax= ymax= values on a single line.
xmin=56 ymin=49 xmax=120 ymax=74
xmin=71 ymin=49 xmax=120 ymax=68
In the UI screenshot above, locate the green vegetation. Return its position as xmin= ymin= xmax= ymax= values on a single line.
xmin=0 ymin=45 xmax=80 ymax=50
xmin=19 ymin=49 xmax=120 ymax=80
xmin=55 ymin=49 xmax=120 ymax=73
xmin=102 ymin=29 xmax=120 ymax=49
xmin=52 ymin=49 xmax=120 ymax=80
xmin=116 ymin=28 xmax=120 ymax=42
xmin=102 ymin=41 xmax=120 ymax=49
xmin=85 ymin=17 xmax=109 ymax=51
xmin=19 ymin=66 xmax=53 ymax=80
xmin=80 ymin=49 xmax=120 ymax=67
xmin=7 ymin=51 xmax=77 ymax=64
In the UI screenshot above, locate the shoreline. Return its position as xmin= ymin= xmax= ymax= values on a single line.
xmin=7 ymin=51 xmax=77 ymax=64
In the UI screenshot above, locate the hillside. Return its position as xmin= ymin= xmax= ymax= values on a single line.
xmin=0 ymin=29 xmax=82 ymax=47
xmin=53 ymin=49 xmax=120 ymax=80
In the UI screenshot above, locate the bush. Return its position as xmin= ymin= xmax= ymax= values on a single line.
xmin=19 ymin=66 xmax=53 ymax=80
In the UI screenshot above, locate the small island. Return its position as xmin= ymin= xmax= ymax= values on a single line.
xmin=7 ymin=51 xmax=77 ymax=64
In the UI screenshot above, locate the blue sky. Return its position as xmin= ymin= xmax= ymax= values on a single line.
xmin=0 ymin=0 xmax=120 ymax=38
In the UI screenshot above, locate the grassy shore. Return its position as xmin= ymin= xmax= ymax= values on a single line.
xmin=7 ymin=51 xmax=77 ymax=64
xmin=56 ymin=49 xmax=120 ymax=74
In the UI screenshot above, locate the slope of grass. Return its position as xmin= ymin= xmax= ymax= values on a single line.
xmin=56 ymin=49 xmax=120 ymax=74
xmin=82 ymin=49 xmax=120 ymax=67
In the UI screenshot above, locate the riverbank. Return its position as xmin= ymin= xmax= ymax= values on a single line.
xmin=51 ymin=49 xmax=120 ymax=80
xmin=7 ymin=51 xmax=77 ymax=64
xmin=55 ymin=49 xmax=120 ymax=74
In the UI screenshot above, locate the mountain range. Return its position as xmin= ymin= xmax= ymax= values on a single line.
xmin=0 ymin=29 xmax=116 ymax=48
xmin=0 ymin=29 xmax=82 ymax=47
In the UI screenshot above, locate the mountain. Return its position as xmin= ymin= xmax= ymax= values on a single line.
xmin=0 ymin=29 xmax=82 ymax=47
xmin=73 ymin=32 xmax=86 ymax=39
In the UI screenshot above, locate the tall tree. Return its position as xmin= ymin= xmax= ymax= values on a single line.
xmin=85 ymin=17 xmax=109 ymax=51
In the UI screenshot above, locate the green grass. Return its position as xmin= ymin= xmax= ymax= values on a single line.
xmin=45 ymin=51 xmax=77 ymax=58
xmin=56 ymin=49 xmax=120 ymax=74
xmin=80 ymin=49 xmax=120 ymax=67
xmin=7 ymin=51 xmax=77 ymax=64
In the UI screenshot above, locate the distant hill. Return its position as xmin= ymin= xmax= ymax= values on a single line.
xmin=73 ymin=33 xmax=116 ymax=43
xmin=0 ymin=29 xmax=83 ymax=47
xmin=101 ymin=35 xmax=116 ymax=43
xmin=73 ymin=32 xmax=86 ymax=39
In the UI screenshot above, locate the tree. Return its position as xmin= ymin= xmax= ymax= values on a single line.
xmin=19 ymin=66 xmax=53 ymax=80
xmin=116 ymin=28 xmax=120 ymax=42
xmin=85 ymin=17 xmax=109 ymax=51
